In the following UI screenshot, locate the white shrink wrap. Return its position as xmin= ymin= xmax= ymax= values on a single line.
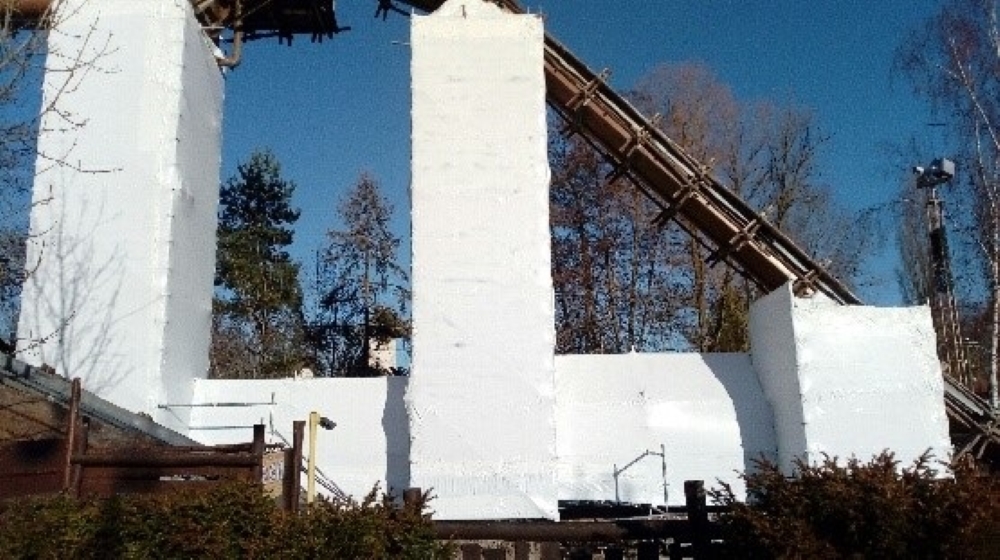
xmin=18 ymin=0 xmax=223 ymax=432
xmin=556 ymin=353 xmax=777 ymax=506
xmin=750 ymin=284 xmax=952 ymax=471
xmin=190 ymin=378 xmax=410 ymax=499
xmin=407 ymin=0 xmax=557 ymax=520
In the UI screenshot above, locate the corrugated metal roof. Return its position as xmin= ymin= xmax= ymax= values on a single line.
xmin=0 ymin=354 xmax=197 ymax=447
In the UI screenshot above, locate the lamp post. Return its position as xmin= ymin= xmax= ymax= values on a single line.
xmin=914 ymin=159 xmax=969 ymax=385
xmin=306 ymin=411 xmax=336 ymax=505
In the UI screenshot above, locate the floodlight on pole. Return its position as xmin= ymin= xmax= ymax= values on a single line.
xmin=914 ymin=158 xmax=956 ymax=189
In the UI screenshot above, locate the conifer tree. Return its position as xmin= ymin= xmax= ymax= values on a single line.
xmin=210 ymin=149 xmax=304 ymax=379
xmin=308 ymin=172 xmax=408 ymax=376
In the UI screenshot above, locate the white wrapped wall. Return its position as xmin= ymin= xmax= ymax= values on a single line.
xmin=13 ymin=0 xmax=953 ymax=520
xmin=17 ymin=0 xmax=223 ymax=431
xmin=749 ymin=285 xmax=952 ymax=471
xmin=408 ymin=0 xmax=557 ymax=520
xmin=556 ymin=353 xmax=776 ymax=506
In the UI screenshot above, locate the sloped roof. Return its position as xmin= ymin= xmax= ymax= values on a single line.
xmin=0 ymin=354 xmax=196 ymax=447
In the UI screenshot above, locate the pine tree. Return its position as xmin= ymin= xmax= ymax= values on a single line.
xmin=211 ymin=149 xmax=304 ymax=379
xmin=308 ymin=172 xmax=408 ymax=376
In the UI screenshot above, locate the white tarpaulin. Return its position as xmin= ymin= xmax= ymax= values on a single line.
xmin=556 ymin=353 xmax=776 ymax=506
xmin=750 ymin=285 xmax=952 ymax=471
xmin=190 ymin=378 xmax=410 ymax=499
xmin=18 ymin=0 xmax=222 ymax=431
xmin=407 ymin=0 xmax=557 ymax=520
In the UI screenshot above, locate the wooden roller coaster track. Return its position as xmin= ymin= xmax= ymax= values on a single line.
xmin=10 ymin=0 xmax=998 ymax=463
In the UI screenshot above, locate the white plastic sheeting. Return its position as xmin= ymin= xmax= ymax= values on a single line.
xmin=556 ymin=353 xmax=776 ymax=506
xmin=187 ymin=284 xmax=952 ymax=515
xmin=749 ymin=285 xmax=952 ymax=471
xmin=17 ymin=0 xmax=222 ymax=432
xmin=408 ymin=0 xmax=557 ymax=520
xmin=190 ymin=378 xmax=411 ymax=499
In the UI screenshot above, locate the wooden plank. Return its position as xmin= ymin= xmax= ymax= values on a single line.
xmin=72 ymin=451 xmax=259 ymax=468
xmin=0 ymin=473 xmax=63 ymax=499
xmin=78 ymin=477 xmax=230 ymax=497
xmin=80 ymin=465 xmax=254 ymax=481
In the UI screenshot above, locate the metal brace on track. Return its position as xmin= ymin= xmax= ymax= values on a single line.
xmin=605 ymin=121 xmax=657 ymax=185
xmin=792 ymin=269 xmax=821 ymax=297
xmin=563 ymin=68 xmax=611 ymax=113
xmin=651 ymin=171 xmax=710 ymax=229
xmin=706 ymin=218 xmax=763 ymax=267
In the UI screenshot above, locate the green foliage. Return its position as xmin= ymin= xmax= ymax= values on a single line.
xmin=711 ymin=452 xmax=1000 ymax=559
xmin=212 ymin=149 xmax=306 ymax=379
xmin=0 ymin=483 xmax=451 ymax=560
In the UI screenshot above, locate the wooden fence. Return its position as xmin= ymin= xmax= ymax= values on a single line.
xmin=1 ymin=378 xmax=304 ymax=509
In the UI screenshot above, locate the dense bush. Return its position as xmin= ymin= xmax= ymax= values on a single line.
xmin=0 ymin=483 xmax=452 ymax=559
xmin=711 ymin=452 xmax=1000 ymax=559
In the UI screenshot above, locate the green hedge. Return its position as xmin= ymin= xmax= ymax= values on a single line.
xmin=0 ymin=483 xmax=452 ymax=560
xmin=711 ymin=452 xmax=1000 ymax=559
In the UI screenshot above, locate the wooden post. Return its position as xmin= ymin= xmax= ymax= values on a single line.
xmin=62 ymin=378 xmax=81 ymax=491
xmin=685 ymin=480 xmax=709 ymax=558
xmin=289 ymin=420 xmax=304 ymax=512
xmin=251 ymin=424 xmax=265 ymax=483
xmin=403 ymin=487 xmax=423 ymax=511
xmin=71 ymin=420 xmax=89 ymax=497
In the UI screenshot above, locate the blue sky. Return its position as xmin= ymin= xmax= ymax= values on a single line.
xmin=220 ymin=0 xmax=946 ymax=305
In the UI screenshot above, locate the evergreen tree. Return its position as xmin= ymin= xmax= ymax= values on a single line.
xmin=210 ymin=149 xmax=304 ymax=379
xmin=308 ymin=172 xmax=408 ymax=376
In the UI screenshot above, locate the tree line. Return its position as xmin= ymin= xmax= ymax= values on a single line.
xmin=214 ymin=0 xmax=1000 ymax=395
xmin=894 ymin=0 xmax=1000 ymax=405
xmin=219 ymin=62 xmax=874 ymax=378
xmin=551 ymin=62 xmax=873 ymax=355
xmin=0 ymin=0 xmax=992 ymax=393
xmin=210 ymin=151 xmax=407 ymax=379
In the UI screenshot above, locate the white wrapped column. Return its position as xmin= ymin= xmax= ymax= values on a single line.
xmin=408 ymin=0 xmax=557 ymax=520
xmin=749 ymin=284 xmax=952 ymax=471
xmin=18 ymin=0 xmax=223 ymax=432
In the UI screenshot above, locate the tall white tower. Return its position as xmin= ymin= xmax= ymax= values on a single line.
xmin=18 ymin=0 xmax=223 ymax=432
xmin=407 ymin=0 xmax=558 ymax=520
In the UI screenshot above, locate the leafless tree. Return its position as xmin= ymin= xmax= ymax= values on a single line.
xmin=639 ymin=64 xmax=871 ymax=350
xmin=549 ymin=130 xmax=684 ymax=354
xmin=0 ymin=0 xmax=114 ymax=351
xmin=550 ymin=62 xmax=874 ymax=354
xmin=896 ymin=0 xmax=1000 ymax=406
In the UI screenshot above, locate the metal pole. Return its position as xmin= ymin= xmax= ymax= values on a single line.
xmin=660 ymin=443 xmax=668 ymax=506
xmin=922 ymin=173 xmax=968 ymax=385
xmin=307 ymin=411 xmax=318 ymax=505
xmin=613 ymin=463 xmax=619 ymax=503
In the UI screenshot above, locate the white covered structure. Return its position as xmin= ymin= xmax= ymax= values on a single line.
xmin=750 ymin=286 xmax=951 ymax=472
xmin=408 ymin=1 xmax=557 ymax=520
xmin=18 ymin=0 xmax=952 ymax=522
xmin=18 ymin=0 xmax=222 ymax=433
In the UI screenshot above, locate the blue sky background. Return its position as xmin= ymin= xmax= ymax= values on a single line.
xmin=220 ymin=0 xmax=948 ymax=306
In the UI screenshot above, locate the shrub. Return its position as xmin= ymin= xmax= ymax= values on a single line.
xmin=710 ymin=452 xmax=1000 ymax=559
xmin=0 ymin=483 xmax=452 ymax=559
